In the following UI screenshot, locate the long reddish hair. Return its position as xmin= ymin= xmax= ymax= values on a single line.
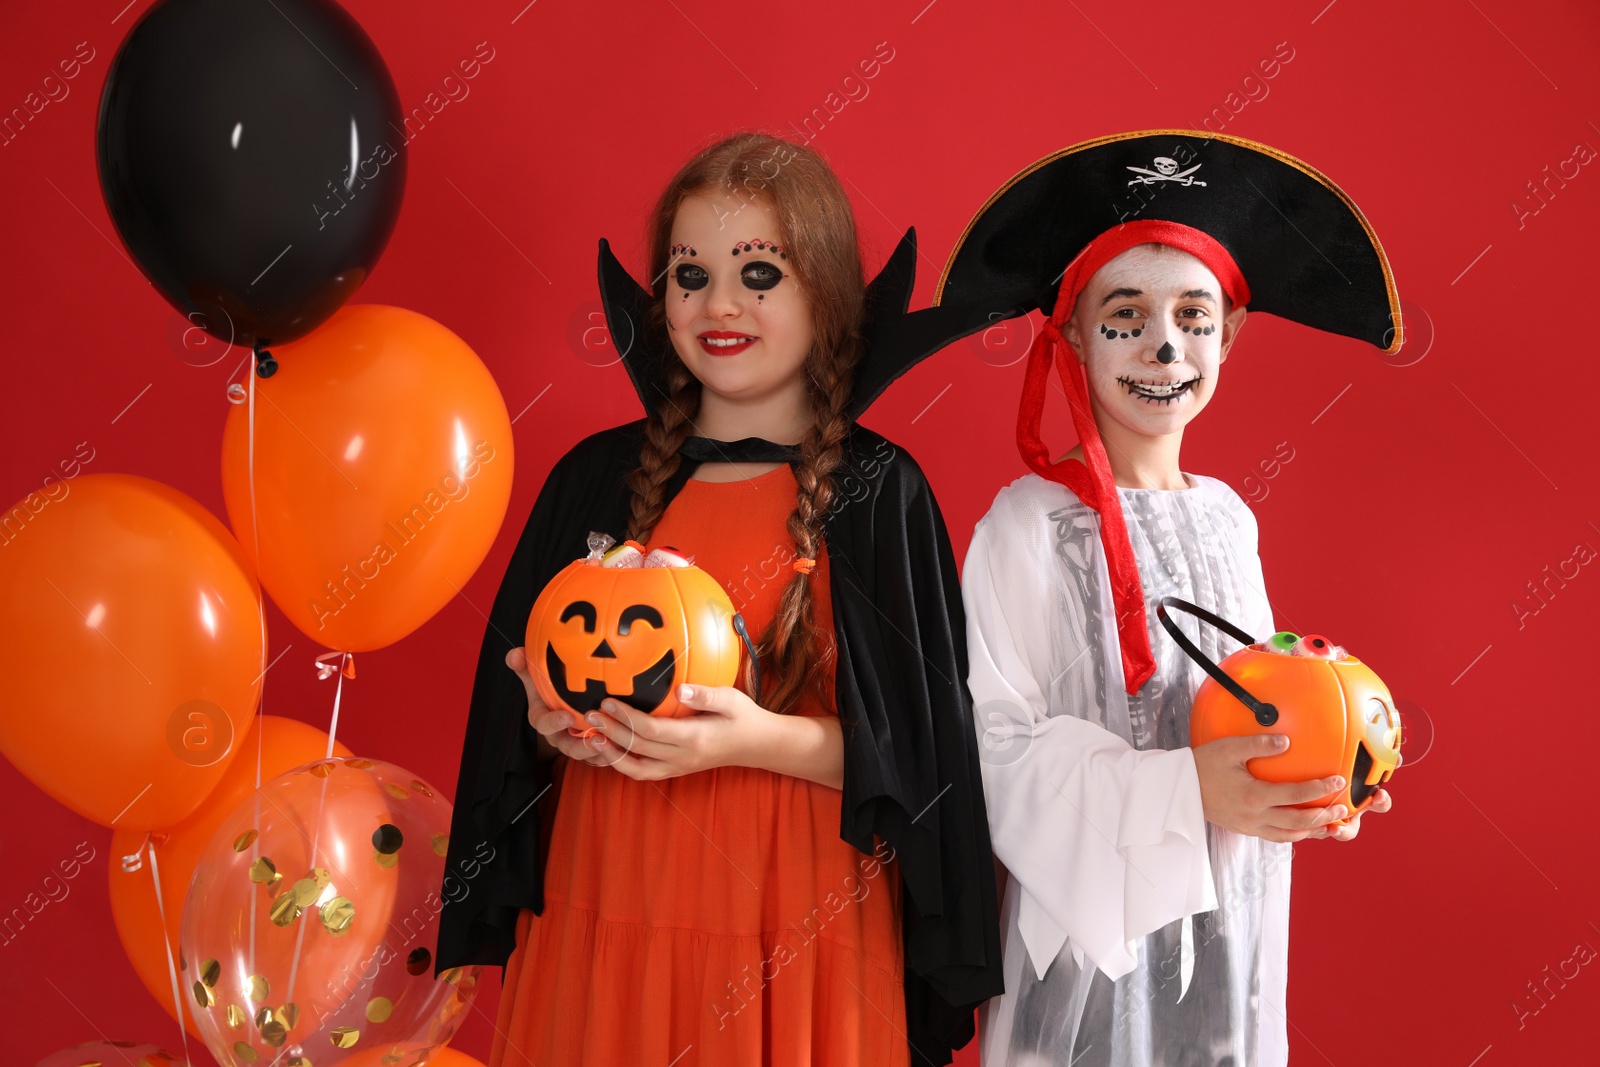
xmin=625 ymin=132 xmax=865 ymax=716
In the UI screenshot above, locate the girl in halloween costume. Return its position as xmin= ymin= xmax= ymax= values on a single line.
xmin=434 ymin=132 xmax=1003 ymax=1066
xmin=935 ymin=132 xmax=1402 ymax=1065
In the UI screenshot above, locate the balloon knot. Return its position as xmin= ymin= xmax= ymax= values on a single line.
xmin=315 ymin=650 xmax=356 ymax=681
xmin=253 ymin=341 xmax=279 ymax=379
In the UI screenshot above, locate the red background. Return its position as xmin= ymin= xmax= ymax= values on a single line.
xmin=3 ymin=0 xmax=1598 ymax=1062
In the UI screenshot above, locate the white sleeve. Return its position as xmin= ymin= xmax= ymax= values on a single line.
xmin=963 ymin=513 xmax=1218 ymax=984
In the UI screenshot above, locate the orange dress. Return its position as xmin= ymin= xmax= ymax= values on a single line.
xmin=491 ymin=462 xmax=909 ymax=1067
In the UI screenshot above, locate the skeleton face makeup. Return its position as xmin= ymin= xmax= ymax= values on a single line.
xmin=664 ymin=195 xmax=814 ymax=406
xmin=1065 ymin=243 xmax=1247 ymax=438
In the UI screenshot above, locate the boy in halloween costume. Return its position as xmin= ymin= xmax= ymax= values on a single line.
xmin=935 ymin=131 xmax=1402 ymax=1065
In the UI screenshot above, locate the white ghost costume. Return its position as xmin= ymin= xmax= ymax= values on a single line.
xmin=962 ymin=471 xmax=1291 ymax=1067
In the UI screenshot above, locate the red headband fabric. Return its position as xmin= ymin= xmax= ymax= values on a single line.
xmin=1017 ymin=220 xmax=1251 ymax=696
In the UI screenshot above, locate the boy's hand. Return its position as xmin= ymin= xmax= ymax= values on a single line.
xmin=1192 ymin=734 xmax=1350 ymax=843
xmin=1309 ymin=786 xmax=1393 ymax=842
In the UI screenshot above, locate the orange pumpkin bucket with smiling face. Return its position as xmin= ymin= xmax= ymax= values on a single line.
xmin=526 ymin=533 xmax=746 ymax=737
xmin=1158 ymin=596 xmax=1403 ymax=827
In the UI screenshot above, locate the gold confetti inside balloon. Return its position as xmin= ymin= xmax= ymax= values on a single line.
xmin=182 ymin=757 xmax=480 ymax=1066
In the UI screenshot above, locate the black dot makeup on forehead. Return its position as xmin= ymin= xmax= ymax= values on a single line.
xmin=669 ymin=243 xmax=697 ymax=258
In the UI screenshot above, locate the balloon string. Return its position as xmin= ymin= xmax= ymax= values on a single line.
xmin=282 ymin=650 xmax=354 ymax=1010
xmin=281 ymin=754 xmax=332 ymax=1011
xmin=315 ymin=650 xmax=355 ymax=758
xmin=247 ymin=357 xmax=267 ymax=980
xmin=248 ymin=366 xmax=263 ymax=781
xmin=147 ymin=838 xmax=195 ymax=1067
xmin=120 ymin=830 xmax=150 ymax=874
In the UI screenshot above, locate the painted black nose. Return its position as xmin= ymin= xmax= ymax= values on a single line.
xmin=592 ymin=639 xmax=616 ymax=659
xmin=1157 ymin=342 xmax=1177 ymax=364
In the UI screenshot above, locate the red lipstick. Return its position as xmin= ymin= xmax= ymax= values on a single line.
xmin=697 ymin=330 xmax=757 ymax=357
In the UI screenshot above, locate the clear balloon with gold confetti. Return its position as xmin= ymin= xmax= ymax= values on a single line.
xmin=180 ymin=757 xmax=481 ymax=1066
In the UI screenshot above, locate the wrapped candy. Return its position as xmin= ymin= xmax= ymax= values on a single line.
xmin=1290 ymin=633 xmax=1347 ymax=660
xmin=602 ymin=540 xmax=646 ymax=568
xmin=585 ymin=531 xmax=616 ymax=564
xmin=643 ymin=546 xmax=693 ymax=568
xmin=1261 ymin=631 xmax=1300 ymax=655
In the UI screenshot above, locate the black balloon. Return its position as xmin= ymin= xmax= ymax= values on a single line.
xmin=97 ymin=0 xmax=406 ymax=355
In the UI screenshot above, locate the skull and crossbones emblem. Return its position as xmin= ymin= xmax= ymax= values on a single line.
xmin=1126 ymin=155 xmax=1207 ymax=187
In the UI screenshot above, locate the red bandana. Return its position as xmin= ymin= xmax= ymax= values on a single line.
xmin=1017 ymin=220 xmax=1252 ymax=695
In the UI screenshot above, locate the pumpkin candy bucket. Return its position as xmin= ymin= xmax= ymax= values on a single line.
xmin=1157 ymin=596 xmax=1403 ymax=827
xmin=526 ymin=533 xmax=753 ymax=737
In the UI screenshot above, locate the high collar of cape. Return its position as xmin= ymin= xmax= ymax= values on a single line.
xmin=435 ymin=234 xmax=1003 ymax=1065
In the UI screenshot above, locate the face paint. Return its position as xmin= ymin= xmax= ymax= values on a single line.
xmin=669 ymin=243 xmax=698 ymax=258
xmin=739 ymin=261 xmax=784 ymax=292
xmin=674 ymin=263 xmax=709 ymax=291
xmin=1116 ymin=373 xmax=1204 ymax=404
xmin=1069 ymin=245 xmax=1239 ymax=429
xmin=1098 ymin=322 xmax=1144 ymax=340
xmin=662 ymin=194 xmax=816 ymax=404
xmin=732 ymin=238 xmax=786 ymax=259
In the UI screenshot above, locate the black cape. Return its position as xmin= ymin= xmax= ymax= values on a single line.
xmin=436 ymin=230 xmax=1004 ymax=1065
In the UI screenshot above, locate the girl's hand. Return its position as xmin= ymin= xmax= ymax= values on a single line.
xmin=1308 ymin=786 xmax=1393 ymax=842
xmin=1193 ymin=734 xmax=1351 ymax=843
xmin=575 ymin=683 xmax=775 ymax=781
xmin=506 ymin=647 xmax=613 ymax=768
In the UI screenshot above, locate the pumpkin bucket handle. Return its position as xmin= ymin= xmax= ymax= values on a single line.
xmin=1156 ymin=596 xmax=1279 ymax=728
xmin=731 ymin=613 xmax=761 ymax=703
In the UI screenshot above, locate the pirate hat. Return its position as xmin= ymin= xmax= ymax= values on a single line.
xmin=599 ymin=228 xmax=993 ymax=421
xmin=934 ymin=130 xmax=1402 ymax=695
xmin=935 ymin=130 xmax=1402 ymax=348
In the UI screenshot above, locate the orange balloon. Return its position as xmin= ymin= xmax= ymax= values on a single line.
xmin=109 ymin=715 xmax=352 ymax=1039
xmin=0 ymin=473 xmax=263 ymax=830
xmin=220 ymin=304 xmax=514 ymax=652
